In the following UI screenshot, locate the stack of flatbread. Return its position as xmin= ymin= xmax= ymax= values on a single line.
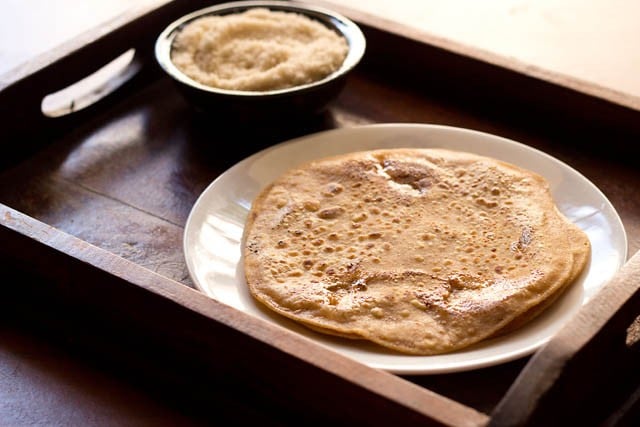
xmin=243 ymin=148 xmax=591 ymax=355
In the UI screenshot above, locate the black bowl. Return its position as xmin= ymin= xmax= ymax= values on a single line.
xmin=154 ymin=0 xmax=366 ymax=123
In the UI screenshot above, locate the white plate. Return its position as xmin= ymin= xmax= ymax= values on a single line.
xmin=183 ymin=123 xmax=627 ymax=375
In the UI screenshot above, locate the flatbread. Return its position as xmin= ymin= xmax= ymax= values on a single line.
xmin=242 ymin=148 xmax=591 ymax=355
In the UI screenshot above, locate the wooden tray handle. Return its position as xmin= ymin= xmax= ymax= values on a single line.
xmin=0 ymin=0 xmax=204 ymax=143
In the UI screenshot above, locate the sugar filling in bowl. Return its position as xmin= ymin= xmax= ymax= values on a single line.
xmin=170 ymin=7 xmax=349 ymax=92
xmin=155 ymin=1 xmax=365 ymax=120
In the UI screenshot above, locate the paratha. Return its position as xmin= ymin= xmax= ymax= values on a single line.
xmin=242 ymin=148 xmax=591 ymax=355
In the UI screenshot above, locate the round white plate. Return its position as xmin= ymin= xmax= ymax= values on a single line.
xmin=183 ymin=123 xmax=627 ymax=375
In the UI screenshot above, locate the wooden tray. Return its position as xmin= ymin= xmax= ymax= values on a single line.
xmin=1 ymin=1 xmax=639 ymax=425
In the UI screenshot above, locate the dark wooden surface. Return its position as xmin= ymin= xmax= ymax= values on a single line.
xmin=2 ymin=0 xmax=640 ymax=425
